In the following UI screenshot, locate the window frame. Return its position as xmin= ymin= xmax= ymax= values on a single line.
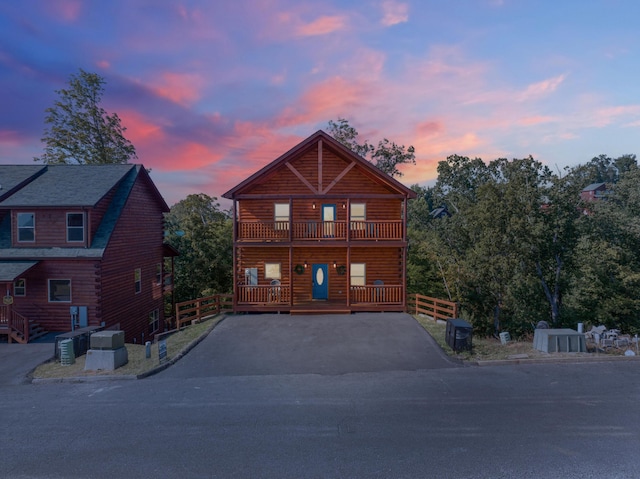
xmin=66 ymin=212 xmax=85 ymax=243
xmin=264 ymin=262 xmax=281 ymax=280
xmin=48 ymin=279 xmax=71 ymax=303
xmin=274 ymin=203 xmax=290 ymax=230
xmin=245 ymin=267 xmax=258 ymax=286
xmin=134 ymin=268 xmax=141 ymax=294
xmin=350 ymin=263 xmax=366 ymax=286
xmin=17 ymin=212 xmax=35 ymax=243
xmin=350 ymin=203 xmax=366 ymax=230
xmin=149 ymin=309 xmax=160 ymax=334
xmin=156 ymin=263 xmax=162 ymax=285
xmin=14 ymin=278 xmax=26 ymax=296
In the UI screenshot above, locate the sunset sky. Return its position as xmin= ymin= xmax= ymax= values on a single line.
xmin=1 ymin=0 xmax=640 ymax=206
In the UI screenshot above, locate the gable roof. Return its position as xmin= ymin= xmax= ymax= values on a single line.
xmin=0 ymin=164 xmax=139 ymax=207
xmin=0 ymin=165 xmax=47 ymax=201
xmin=582 ymin=182 xmax=606 ymax=192
xmin=222 ymin=130 xmax=417 ymax=199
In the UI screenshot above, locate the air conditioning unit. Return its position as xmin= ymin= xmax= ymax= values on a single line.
xmin=446 ymin=319 xmax=473 ymax=352
xmin=59 ymin=339 xmax=75 ymax=366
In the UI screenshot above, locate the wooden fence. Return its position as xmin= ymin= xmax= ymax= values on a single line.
xmin=406 ymin=293 xmax=458 ymax=322
xmin=174 ymin=293 xmax=233 ymax=329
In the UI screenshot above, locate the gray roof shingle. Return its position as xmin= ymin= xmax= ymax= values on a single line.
xmin=0 ymin=164 xmax=135 ymax=207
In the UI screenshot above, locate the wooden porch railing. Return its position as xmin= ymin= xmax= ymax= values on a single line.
xmin=350 ymin=285 xmax=404 ymax=304
xmin=237 ymin=220 xmax=403 ymax=241
xmin=174 ymin=293 xmax=233 ymax=329
xmin=406 ymin=293 xmax=458 ymax=321
xmin=237 ymin=284 xmax=291 ymax=304
xmin=0 ymin=305 xmax=30 ymax=343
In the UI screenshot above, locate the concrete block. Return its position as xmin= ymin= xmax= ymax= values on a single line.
xmin=90 ymin=330 xmax=125 ymax=350
xmin=84 ymin=347 xmax=128 ymax=371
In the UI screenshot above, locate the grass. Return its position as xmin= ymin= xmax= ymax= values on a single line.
xmin=31 ymin=315 xmax=225 ymax=380
xmin=413 ymin=314 xmax=633 ymax=362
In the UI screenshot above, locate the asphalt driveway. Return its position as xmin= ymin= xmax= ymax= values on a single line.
xmin=160 ymin=312 xmax=459 ymax=378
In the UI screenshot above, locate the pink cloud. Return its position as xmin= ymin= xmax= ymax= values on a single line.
xmin=517 ymin=74 xmax=566 ymax=102
xmin=381 ymin=1 xmax=409 ymax=26
xmin=0 ymin=130 xmax=22 ymax=146
xmin=46 ymin=0 xmax=82 ymax=22
xmin=117 ymin=111 xmax=166 ymax=145
xmin=148 ymin=72 xmax=205 ymax=106
xmin=294 ymin=15 xmax=349 ymax=36
xmin=518 ymin=115 xmax=557 ymax=126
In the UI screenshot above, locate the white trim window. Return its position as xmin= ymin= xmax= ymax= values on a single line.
xmin=264 ymin=262 xmax=281 ymax=280
xmin=14 ymin=278 xmax=26 ymax=296
xmin=48 ymin=279 xmax=71 ymax=302
xmin=66 ymin=213 xmax=84 ymax=242
xmin=17 ymin=212 xmax=35 ymax=242
xmin=350 ymin=203 xmax=366 ymax=230
xmin=350 ymin=263 xmax=366 ymax=286
xmin=274 ymin=203 xmax=290 ymax=230
xmin=134 ymin=268 xmax=141 ymax=294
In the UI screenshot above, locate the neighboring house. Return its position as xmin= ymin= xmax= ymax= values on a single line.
xmin=580 ymin=182 xmax=608 ymax=202
xmin=0 ymin=164 xmax=176 ymax=343
xmin=222 ymin=130 xmax=417 ymax=314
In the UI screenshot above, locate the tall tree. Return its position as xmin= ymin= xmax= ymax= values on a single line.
xmin=327 ymin=118 xmax=415 ymax=177
xmin=36 ymin=69 xmax=137 ymax=164
xmin=164 ymin=194 xmax=233 ymax=302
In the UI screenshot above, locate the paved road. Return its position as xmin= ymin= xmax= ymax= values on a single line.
xmin=1 ymin=314 xmax=640 ymax=478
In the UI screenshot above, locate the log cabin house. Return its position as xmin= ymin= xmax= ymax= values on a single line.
xmin=0 ymin=164 xmax=176 ymax=343
xmin=222 ymin=130 xmax=417 ymax=314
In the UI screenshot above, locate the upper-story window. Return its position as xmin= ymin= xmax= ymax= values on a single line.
xmin=274 ymin=203 xmax=290 ymax=230
xmin=66 ymin=213 xmax=85 ymax=242
xmin=14 ymin=278 xmax=26 ymax=296
xmin=350 ymin=203 xmax=366 ymax=229
xmin=17 ymin=213 xmax=35 ymax=242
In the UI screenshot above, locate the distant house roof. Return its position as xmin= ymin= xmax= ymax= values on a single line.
xmin=0 ymin=164 xmax=138 ymax=207
xmin=222 ymin=130 xmax=418 ymax=200
xmin=429 ymin=206 xmax=451 ymax=219
xmin=582 ymin=182 xmax=606 ymax=192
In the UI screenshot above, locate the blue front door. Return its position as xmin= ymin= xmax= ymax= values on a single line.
xmin=312 ymin=264 xmax=328 ymax=300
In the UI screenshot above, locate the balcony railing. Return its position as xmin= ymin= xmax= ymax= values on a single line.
xmin=237 ymin=221 xmax=403 ymax=242
xmin=350 ymin=285 xmax=404 ymax=304
xmin=237 ymin=284 xmax=291 ymax=304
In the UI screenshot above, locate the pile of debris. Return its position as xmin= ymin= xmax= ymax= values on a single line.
xmin=585 ymin=325 xmax=639 ymax=355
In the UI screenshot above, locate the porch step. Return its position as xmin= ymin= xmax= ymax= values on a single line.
xmin=291 ymin=308 xmax=352 ymax=315
xmin=28 ymin=321 xmax=49 ymax=342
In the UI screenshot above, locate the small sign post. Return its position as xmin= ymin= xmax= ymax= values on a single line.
xmin=158 ymin=338 xmax=167 ymax=364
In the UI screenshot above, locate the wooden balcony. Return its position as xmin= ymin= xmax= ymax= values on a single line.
xmin=237 ymin=220 xmax=403 ymax=242
xmin=350 ymin=285 xmax=404 ymax=304
xmin=237 ymin=284 xmax=292 ymax=305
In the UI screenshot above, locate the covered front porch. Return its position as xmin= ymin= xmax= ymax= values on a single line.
xmin=234 ymin=283 xmax=405 ymax=314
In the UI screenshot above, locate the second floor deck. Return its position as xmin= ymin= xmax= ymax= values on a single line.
xmin=237 ymin=220 xmax=404 ymax=242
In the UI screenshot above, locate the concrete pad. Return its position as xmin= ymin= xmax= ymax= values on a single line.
xmin=84 ymin=347 xmax=128 ymax=371
xmin=160 ymin=312 xmax=458 ymax=378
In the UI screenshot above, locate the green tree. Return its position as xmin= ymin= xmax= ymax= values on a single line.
xmin=164 ymin=194 xmax=233 ymax=302
xmin=327 ymin=118 xmax=415 ymax=177
xmin=37 ymin=69 xmax=137 ymax=164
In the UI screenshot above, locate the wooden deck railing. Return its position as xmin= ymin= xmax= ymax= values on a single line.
xmin=0 ymin=305 xmax=30 ymax=343
xmin=237 ymin=284 xmax=291 ymax=304
xmin=174 ymin=293 xmax=233 ymax=329
xmin=350 ymin=285 xmax=404 ymax=304
xmin=406 ymin=294 xmax=458 ymax=321
xmin=237 ymin=220 xmax=403 ymax=241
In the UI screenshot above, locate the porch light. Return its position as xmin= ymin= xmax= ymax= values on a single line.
xmin=342 ymin=203 xmax=346 ymax=209
xmin=312 ymin=202 xmax=316 ymax=209
xmin=333 ymin=261 xmax=337 ymax=268
xmin=304 ymin=261 xmax=308 ymax=269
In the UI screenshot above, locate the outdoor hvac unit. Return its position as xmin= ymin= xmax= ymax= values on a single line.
xmin=59 ymin=339 xmax=75 ymax=366
xmin=445 ymin=319 xmax=473 ymax=352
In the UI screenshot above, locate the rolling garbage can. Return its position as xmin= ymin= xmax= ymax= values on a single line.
xmin=446 ymin=319 xmax=473 ymax=352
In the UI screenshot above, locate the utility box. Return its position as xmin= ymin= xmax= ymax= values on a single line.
xmin=446 ymin=319 xmax=473 ymax=352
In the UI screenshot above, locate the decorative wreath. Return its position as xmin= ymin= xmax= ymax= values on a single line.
xmin=336 ymin=265 xmax=346 ymax=276
xmin=294 ymin=264 xmax=305 ymax=275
